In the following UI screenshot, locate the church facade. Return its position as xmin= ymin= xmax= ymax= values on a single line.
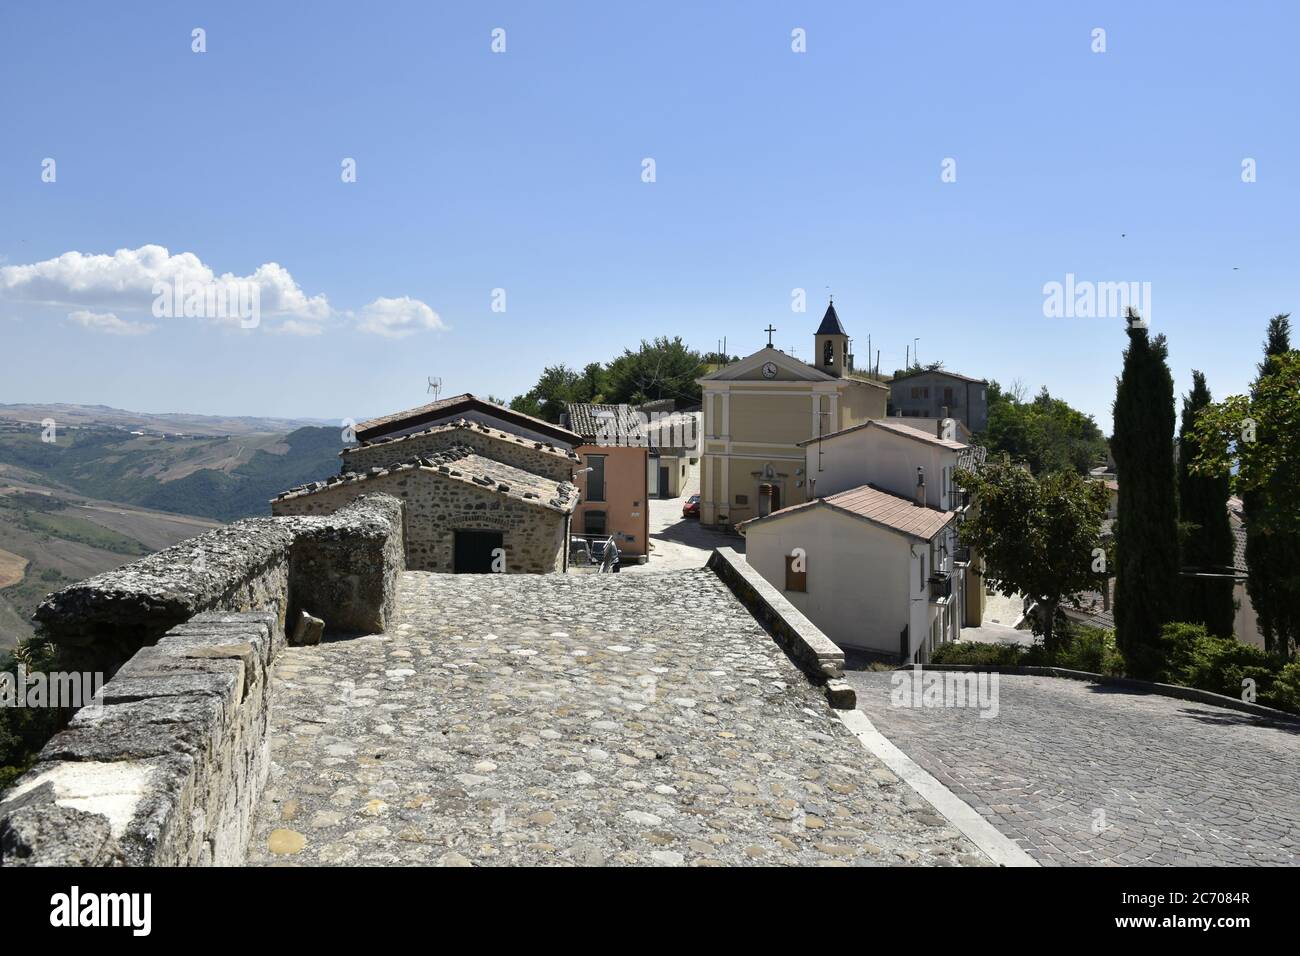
xmin=696 ymin=302 xmax=888 ymax=527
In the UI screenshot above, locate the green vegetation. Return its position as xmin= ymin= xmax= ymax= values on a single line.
xmin=1176 ymin=371 xmax=1235 ymax=638
xmin=932 ymin=622 xmax=1299 ymax=715
xmin=0 ymin=425 xmax=344 ymax=522
xmin=12 ymin=510 xmax=150 ymax=556
xmin=979 ymin=381 xmax=1108 ymax=475
xmin=1190 ymin=316 xmax=1300 ymax=659
xmin=510 ymin=337 xmax=706 ymax=423
xmin=0 ymin=640 xmax=64 ymax=791
xmin=931 ymin=624 xmax=1125 ymax=675
xmin=1111 ymin=312 xmax=1180 ymax=678
xmin=955 ymin=455 xmax=1110 ymax=657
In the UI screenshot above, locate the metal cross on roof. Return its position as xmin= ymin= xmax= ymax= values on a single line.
xmin=764 ymin=324 xmax=776 ymax=347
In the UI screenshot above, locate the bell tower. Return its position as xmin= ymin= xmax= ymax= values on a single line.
xmin=814 ymin=299 xmax=849 ymax=378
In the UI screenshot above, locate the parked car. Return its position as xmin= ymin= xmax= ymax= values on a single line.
xmin=682 ymin=494 xmax=700 ymax=518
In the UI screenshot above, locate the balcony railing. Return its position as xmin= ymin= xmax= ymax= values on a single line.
xmin=928 ymin=571 xmax=952 ymax=602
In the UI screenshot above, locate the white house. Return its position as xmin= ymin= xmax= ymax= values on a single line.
xmin=741 ymin=417 xmax=978 ymax=662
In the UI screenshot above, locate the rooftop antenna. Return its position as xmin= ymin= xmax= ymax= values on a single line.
xmin=427 ymin=376 xmax=442 ymax=400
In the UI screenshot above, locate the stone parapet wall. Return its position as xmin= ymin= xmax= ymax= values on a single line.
xmin=0 ymin=495 xmax=406 ymax=867
xmin=34 ymin=495 xmax=405 ymax=676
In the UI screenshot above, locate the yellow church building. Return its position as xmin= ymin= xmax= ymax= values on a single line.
xmin=697 ymin=301 xmax=888 ymax=527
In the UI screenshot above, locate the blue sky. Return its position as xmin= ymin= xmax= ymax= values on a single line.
xmin=1 ymin=1 xmax=1295 ymax=429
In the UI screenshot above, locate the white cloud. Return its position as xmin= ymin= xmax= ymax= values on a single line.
xmin=355 ymin=296 xmax=446 ymax=338
xmin=2 ymin=245 xmax=445 ymax=339
xmin=67 ymin=309 xmax=155 ymax=336
xmin=0 ymin=244 xmax=331 ymax=332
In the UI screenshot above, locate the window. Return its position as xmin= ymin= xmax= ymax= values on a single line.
xmin=584 ymin=510 xmax=607 ymax=536
xmin=785 ymin=554 xmax=807 ymax=592
xmin=943 ymin=386 xmax=954 ymax=406
xmin=586 ymin=454 xmax=606 ymax=502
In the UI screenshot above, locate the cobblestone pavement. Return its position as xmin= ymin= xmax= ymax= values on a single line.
xmin=246 ymin=570 xmax=989 ymax=866
xmin=623 ymin=479 xmax=745 ymax=574
xmin=845 ymin=670 xmax=1300 ymax=866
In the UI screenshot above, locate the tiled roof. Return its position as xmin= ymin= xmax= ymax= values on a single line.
xmin=740 ymin=482 xmax=954 ymax=541
xmin=796 ymin=418 xmax=968 ymax=451
xmin=354 ymin=393 xmax=583 ymax=445
xmin=889 ymin=369 xmax=987 ymax=385
xmin=564 ymin=403 xmax=646 ymax=445
xmin=274 ymin=444 xmax=578 ymax=514
xmin=342 ymin=418 xmax=579 ymax=462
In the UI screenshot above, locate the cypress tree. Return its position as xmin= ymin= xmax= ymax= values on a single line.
xmin=1176 ymin=371 xmax=1235 ymax=637
xmin=1244 ymin=314 xmax=1297 ymax=657
xmin=1111 ymin=310 xmax=1180 ymax=676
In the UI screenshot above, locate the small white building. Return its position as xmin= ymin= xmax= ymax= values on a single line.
xmin=741 ymin=417 xmax=977 ymax=662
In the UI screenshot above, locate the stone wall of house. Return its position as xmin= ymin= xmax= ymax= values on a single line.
xmin=273 ymin=470 xmax=569 ymax=574
xmin=0 ymin=495 xmax=405 ymax=867
xmin=343 ymin=426 xmax=576 ymax=483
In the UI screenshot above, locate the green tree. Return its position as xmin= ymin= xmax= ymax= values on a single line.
xmin=1111 ymin=311 xmax=1180 ymax=677
xmin=955 ymin=456 xmax=1110 ymax=657
xmin=1191 ymin=320 xmax=1300 ymax=659
xmin=982 ymin=383 xmax=1108 ymax=475
xmin=604 ymin=337 xmax=706 ymax=406
xmin=1175 ymin=371 xmax=1235 ymax=638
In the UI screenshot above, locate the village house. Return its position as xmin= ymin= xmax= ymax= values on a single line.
xmin=637 ymin=401 xmax=702 ymax=499
xmin=741 ymin=417 xmax=982 ymax=662
xmin=696 ymin=301 xmax=889 ymax=527
xmin=562 ymin=403 xmax=650 ymax=559
xmin=888 ymin=369 xmax=989 ymax=433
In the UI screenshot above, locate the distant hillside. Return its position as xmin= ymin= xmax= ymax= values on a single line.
xmin=0 ymin=403 xmax=333 ymax=438
xmin=0 ymin=424 xmax=346 ymax=522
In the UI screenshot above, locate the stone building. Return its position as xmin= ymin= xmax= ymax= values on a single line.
xmin=273 ymin=445 xmax=576 ymax=573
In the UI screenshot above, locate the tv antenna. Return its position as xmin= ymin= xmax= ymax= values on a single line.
xmin=427 ymin=376 xmax=442 ymax=400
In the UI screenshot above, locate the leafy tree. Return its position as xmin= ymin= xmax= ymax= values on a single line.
xmin=981 ymin=382 xmax=1108 ymax=475
xmin=604 ymin=337 xmax=705 ymax=406
xmin=1175 ymin=371 xmax=1235 ymax=637
xmin=1191 ymin=319 xmax=1300 ymax=658
xmin=955 ymin=456 xmax=1110 ymax=657
xmin=1111 ymin=311 xmax=1180 ymax=677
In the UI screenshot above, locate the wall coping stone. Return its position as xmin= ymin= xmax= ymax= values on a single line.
xmin=707 ymin=547 xmax=852 ymax=708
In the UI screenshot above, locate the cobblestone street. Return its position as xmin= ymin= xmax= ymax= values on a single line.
xmin=247 ymin=570 xmax=989 ymax=866
xmin=846 ymin=670 xmax=1300 ymax=866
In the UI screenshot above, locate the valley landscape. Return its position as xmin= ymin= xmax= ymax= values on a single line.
xmin=0 ymin=404 xmax=347 ymax=647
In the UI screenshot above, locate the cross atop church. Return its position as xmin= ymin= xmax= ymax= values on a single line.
xmin=764 ymin=324 xmax=776 ymax=347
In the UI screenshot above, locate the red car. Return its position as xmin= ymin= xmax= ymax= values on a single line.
xmin=682 ymin=494 xmax=700 ymax=518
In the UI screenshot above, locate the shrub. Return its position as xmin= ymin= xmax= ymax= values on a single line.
xmin=930 ymin=641 xmax=1029 ymax=666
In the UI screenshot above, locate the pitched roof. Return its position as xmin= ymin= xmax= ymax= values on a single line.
xmin=342 ymin=418 xmax=579 ymax=463
xmin=564 ymin=403 xmax=646 ymax=445
xmin=274 ymin=444 xmax=578 ymax=514
xmin=354 ymin=393 xmax=582 ymax=445
xmin=889 ymin=368 xmax=987 ymax=385
xmin=739 ymin=482 xmax=954 ymax=541
xmin=796 ymin=417 xmax=968 ymax=450
xmin=816 ymin=301 xmax=846 ymax=336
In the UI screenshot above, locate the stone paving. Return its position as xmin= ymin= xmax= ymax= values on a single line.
xmin=845 ymin=670 xmax=1300 ymax=866
xmin=246 ymin=570 xmax=989 ymax=867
